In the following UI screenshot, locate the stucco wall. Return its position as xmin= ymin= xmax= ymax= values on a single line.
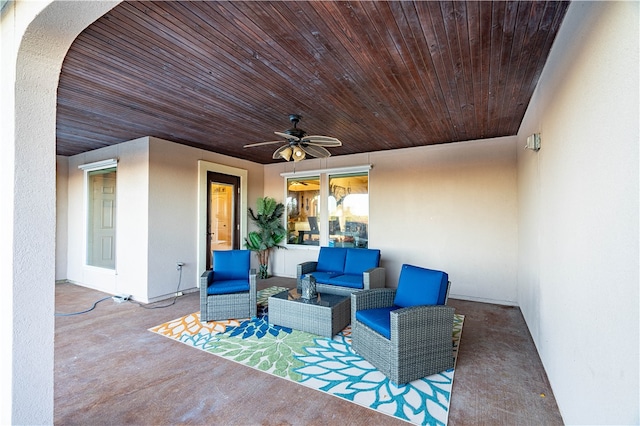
xmin=266 ymin=136 xmax=519 ymax=305
xmin=517 ymin=2 xmax=639 ymax=423
xmin=148 ymin=138 xmax=199 ymax=300
xmin=61 ymin=136 xmax=264 ymax=302
xmin=146 ymin=137 xmax=264 ymax=300
xmin=66 ymin=137 xmax=150 ymax=299
xmin=2 ymin=1 xmax=121 ymax=424
xmin=56 ymin=157 xmax=69 ymax=281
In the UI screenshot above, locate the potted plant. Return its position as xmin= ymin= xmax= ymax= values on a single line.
xmin=244 ymin=196 xmax=287 ymax=279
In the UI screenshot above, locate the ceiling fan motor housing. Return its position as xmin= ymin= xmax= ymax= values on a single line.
xmin=285 ymin=114 xmax=306 ymax=139
xmin=289 ymin=113 xmax=302 ymax=123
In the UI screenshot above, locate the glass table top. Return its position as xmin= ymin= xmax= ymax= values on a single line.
xmin=271 ymin=288 xmax=348 ymax=308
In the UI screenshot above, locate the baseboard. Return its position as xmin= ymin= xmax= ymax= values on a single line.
xmin=448 ymin=293 xmax=518 ymax=307
xmin=145 ymin=288 xmax=198 ymax=304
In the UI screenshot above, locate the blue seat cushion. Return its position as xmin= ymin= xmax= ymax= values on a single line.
xmin=213 ymin=250 xmax=250 ymax=280
xmin=316 ymin=247 xmax=347 ymax=273
xmin=324 ymin=273 xmax=364 ymax=289
xmin=302 ymin=271 xmax=342 ymax=283
xmin=393 ymin=264 xmax=448 ymax=308
xmin=343 ymin=249 xmax=380 ymax=275
xmin=356 ymin=306 xmax=401 ymax=339
xmin=207 ymin=279 xmax=249 ymax=295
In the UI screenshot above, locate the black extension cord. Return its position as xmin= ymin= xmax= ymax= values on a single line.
xmin=54 ymin=267 xmax=184 ymax=316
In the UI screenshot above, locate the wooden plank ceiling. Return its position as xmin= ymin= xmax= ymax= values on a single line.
xmin=57 ymin=1 xmax=570 ymax=164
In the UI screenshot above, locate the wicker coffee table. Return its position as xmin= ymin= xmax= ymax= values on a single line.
xmin=268 ymin=288 xmax=350 ymax=337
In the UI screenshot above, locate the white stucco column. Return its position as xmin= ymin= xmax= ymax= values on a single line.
xmin=1 ymin=1 xmax=119 ymax=424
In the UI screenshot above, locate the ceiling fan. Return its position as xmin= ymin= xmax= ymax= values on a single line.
xmin=244 ymin=114 xmax=342 ymax=162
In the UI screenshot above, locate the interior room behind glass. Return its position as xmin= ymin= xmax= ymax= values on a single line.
xmin=286 ymin=172 xmax=369 ymax=248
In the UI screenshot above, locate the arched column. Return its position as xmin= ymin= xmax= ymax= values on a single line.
xmin=1 ymin=1 xmax=120 ymax=423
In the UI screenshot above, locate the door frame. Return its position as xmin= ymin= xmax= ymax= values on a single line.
xmin=197 ymin=161 xmax=247 ymax=282
xmin=206 ymin=171 xmax=241 ymax=268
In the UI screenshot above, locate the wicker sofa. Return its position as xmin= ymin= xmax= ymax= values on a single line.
xmin=297 ymin=247 xmax=385 ymax=296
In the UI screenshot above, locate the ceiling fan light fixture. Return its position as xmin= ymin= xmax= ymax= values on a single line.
xmin=244 ymin=114 xmax=341 ymax=162
xmin=292 ymin=146 xmax=306 ymax=161
xmin=279 ymin=146 xmax=293 ymax=161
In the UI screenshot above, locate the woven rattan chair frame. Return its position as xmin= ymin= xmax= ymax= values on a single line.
xmin=296 ymin=261 xmax=386 ymax=296
xmin=351 ymin=288 xmax=455 ymax=385
xmin=199 ymin=269 xmax=257 ymax=322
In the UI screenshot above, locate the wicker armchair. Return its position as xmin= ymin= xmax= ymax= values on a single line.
xmin=351 ymin=264 xmax=454 ymax=385
xmin=200 ymin=250 xmax=257 ymax=322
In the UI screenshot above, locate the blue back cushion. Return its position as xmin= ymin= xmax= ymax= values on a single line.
xmin=343 ymin=249 xmax=380 ymax=275
xmin=316 ymin=247 xmax=347 ymax=273
xmin=213 ymin=250 xmax=250 ymax=281
xmin=393 ymin=264 xmax=448 ymax=308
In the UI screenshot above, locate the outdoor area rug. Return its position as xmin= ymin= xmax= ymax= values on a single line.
xmin=150 ymin=286 xmax=464 ymax=425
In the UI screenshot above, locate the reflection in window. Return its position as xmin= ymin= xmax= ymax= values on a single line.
xmin=286 ymin=176 xmax=320 ymax=245
xmin=328 ymin=172 xmax=369 ymax=248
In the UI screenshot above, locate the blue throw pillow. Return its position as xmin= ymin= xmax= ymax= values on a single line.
xmin=343 ymin=249 xmax=380 ymax=275
xmin=393 ymin=264 xmax=448 ymax=308
xmin=316 ymin=247 xmax=347 ymax=273
xmin=213 ymin=250 xmax=250 ymax=281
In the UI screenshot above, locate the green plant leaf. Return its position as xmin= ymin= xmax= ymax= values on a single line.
xmin=245 ymin=197 xmax=287 ymax=258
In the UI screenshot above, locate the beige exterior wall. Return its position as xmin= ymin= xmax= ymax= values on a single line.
xmin=265 ymin=137 xmax=519 ymax=305
xmin=56 ymin=156 xmax=70 ymax=281
xmin=516 ymin=2 xmax=639 ymax=423
xmin=60 ymin=136 xmax=264 ymax=303
xmin=65 ymin=137 xmax=150 ymax=298
xmin=60 ymin=131 xmax=519 ymax=306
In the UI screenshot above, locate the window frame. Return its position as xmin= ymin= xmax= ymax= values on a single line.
xmin=327 ymin=171 xmax=369 ymax=249
xmin=79 ymin=158 xmax=118 ymax=270
xmin=282 ymin=164 xmax=371 ymax=249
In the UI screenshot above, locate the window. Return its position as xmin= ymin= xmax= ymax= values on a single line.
xmin=328 ymin=172 xmax=369 ymax=248
xmin=80 ymin=159 xmax=117 ymax=269
xmin=284 ymin=166 xmax=370 ymax=248
xmin=286 ymin=176 xmax=320 ymax=245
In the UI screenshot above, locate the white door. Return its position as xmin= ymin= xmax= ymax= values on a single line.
xmin=88 ymin=169 xmax=116 ymax=268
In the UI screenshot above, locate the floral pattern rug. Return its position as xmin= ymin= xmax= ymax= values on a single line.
xmin=150 ymin=286 xmax=464 ymax=426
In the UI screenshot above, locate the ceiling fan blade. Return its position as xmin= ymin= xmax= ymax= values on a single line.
xmin=300 ymin=144 xmax=331 ymax=158
xmin=301 ymin=135 xmax=342 ymax=147
xmin=274 ymin=131 xmax=300 ymax=141
xmin=244 ymin=140 xmax=285 ymax=148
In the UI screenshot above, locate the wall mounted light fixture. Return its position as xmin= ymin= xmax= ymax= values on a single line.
xmin=525 ymin=133 xmax=541 ymax=151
